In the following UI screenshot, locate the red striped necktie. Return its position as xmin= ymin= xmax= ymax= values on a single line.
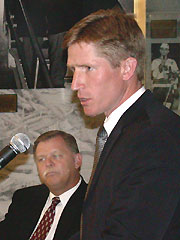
xmin=30 ymin=197 xmax=60 ymax=240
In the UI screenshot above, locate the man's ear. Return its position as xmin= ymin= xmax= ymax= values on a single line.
xmin=120 ymin=57 xmax=137 ymax=80
xmin=74 ymin=153 xmax=82 ymax=169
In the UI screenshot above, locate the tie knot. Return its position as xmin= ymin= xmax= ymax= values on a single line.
xmin=52 ymin=197 xmax=60 ymax=207
xmin=98 ymin=126 xmax=108 ymax=140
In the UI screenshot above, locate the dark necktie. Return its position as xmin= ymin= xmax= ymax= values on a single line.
xmin=80 ymin=125 xmax=108 ymax=239
xmin=86 ymin=125 xmax=108 ymax=197
xmin=95 ymin=125 xmax=108 ymax=162
xmin=30 ymin=197 xmax=60 ymax=240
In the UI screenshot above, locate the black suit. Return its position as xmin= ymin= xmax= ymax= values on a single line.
xmin=0 ymin=178 xmax=87 ymax=240
xmin=74 ymin=90 xmax=180 ymax=239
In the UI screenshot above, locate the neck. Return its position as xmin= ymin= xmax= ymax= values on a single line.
xmin=49 ymin=176 xmax=80 ymax=196
xmin=105 ymin=81 xmax=143 ymax=117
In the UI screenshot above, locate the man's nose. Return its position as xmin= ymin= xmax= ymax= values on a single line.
xmin=45 ymin=156 xmax=54 ymax=166
xmin=71 ymin=71 xmax=83 ymax=91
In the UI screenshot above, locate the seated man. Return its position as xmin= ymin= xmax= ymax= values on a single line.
xmin=0 ymin=130 xmax=87 ymax=240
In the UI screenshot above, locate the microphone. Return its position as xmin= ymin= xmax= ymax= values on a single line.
xmin=0 ymin=133 xmax=31 ymax=169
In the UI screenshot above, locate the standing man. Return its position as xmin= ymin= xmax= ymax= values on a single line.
xmin=63 ymin=9 xmax=180 ymax=239
xmin=0 ymin=130 xmax=87 ymax=240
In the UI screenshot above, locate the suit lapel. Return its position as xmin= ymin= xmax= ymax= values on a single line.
xmin=54 ymin=179 xmax=87 ymax=240
xmin=30 ymin=185 xmax=49 ymax=220
xmin=23 ymin=184 xmax=49 ymax=239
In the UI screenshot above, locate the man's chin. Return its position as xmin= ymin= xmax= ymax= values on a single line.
xmin=44 ymin=176 xmax=59 ymax=186
xmin=83 ymin=107 xmax=98 ymax=117
xmin=83 ymin=108 xmax=104 ymax=118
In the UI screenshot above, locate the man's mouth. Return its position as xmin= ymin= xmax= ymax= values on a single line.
xmin=44 ymin=171 xmax=57 ymax=177
xmin=79 ymin=98 xmax=91 ymax=105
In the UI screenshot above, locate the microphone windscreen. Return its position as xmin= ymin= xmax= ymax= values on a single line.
xmin=10 ymin=133 xmax=31 ymax=153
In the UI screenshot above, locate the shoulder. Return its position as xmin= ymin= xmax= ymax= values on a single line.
xmin=114 ymin=90 xmax=180 ymax=148
xmin=152 ymin=58 xmax=161 ymax=64
xmin=167 ymin=58 xmax=178 ymax=65
xmin=69 ymin=177 xmax=87 ymax=202
xmin=13 ymin=184 xmax=48 ymax=199
xmin=77 ymin=177 xmax=87 ymax=194
xmin=81 ymin=177 xmax=87 ymax=186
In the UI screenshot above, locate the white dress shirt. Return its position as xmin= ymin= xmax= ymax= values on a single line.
xmin=104 ymin=87 xmax=146 ymax=136
xmin=31 ymin=178 xmax=82 ymax=240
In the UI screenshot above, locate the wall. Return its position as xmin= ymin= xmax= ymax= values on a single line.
xmin=147 ymin=0 xmax=180 ymax=12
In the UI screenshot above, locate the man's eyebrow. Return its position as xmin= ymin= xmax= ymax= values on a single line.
xmin=68 ymin=64 xmax=89 ymax=68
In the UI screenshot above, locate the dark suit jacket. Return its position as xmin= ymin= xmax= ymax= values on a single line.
xmin=0 ymin=178 xmax=87 ymax=240
xmin=72 ymin=90 xmax=180 ymax=239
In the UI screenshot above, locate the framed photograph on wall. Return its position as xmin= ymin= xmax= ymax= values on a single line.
xmin=151 ymin=43 xmax=180 ymax=110
xmin=146 ymin=12 xmax=180 ymax=113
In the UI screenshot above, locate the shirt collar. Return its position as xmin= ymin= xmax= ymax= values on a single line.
xmin=104 ymin=86 xmax=146 ymax=136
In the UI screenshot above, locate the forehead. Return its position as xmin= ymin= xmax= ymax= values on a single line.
xmin=67 ymin=42 xmax=114 ymax=71
xmin=35 ymin=136 xmax=68 ymax=153
xmin=69 ymin=41 xmax=97 ymax=51
xmin=68 ymin=42 xmax=100 ymax=63
xmin=160 ymin=44 xmax=169 ymax=50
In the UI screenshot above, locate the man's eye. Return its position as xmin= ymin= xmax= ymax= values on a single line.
xmin=52 ymin=154 xmax=61 ymax=159
xmin=37 ymin=157 xmax=45 ymax=162
xmin=87 ymin=66 xmax=93 ymax=71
